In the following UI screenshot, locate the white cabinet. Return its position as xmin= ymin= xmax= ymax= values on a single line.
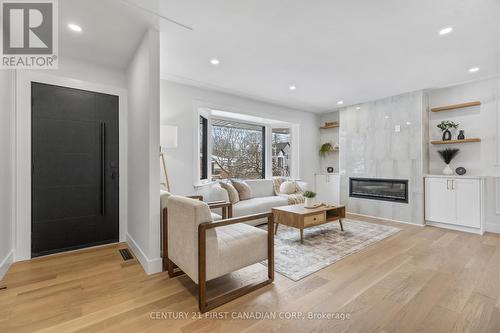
xmin=455 ymin=179 xmax=481 ymax=228
xmin=315 ymin=174 xmax=340 ymax=204
xmin=424 ymin=176 xmax=484 ymax=234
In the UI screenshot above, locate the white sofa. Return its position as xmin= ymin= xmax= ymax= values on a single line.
xmin=204 ymin=179 xmax=308 ymax=226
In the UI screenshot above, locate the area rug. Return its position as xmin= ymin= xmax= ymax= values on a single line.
xmin=262 ymin=219 xmax=400 ymax=281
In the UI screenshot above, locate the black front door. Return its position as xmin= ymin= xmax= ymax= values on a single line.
xmin=31 ymin=82 xmax=119 ymax=257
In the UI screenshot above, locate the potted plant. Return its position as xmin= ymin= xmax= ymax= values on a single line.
xmin=303 ymin=191 xmax=317 ymax=208
xmin=437 ymin=148 xmax=460 ymax=175
xmin=437 ymin=121 xmax=459 ymax=141
xmin=319 ymin=142 xmax=338 ymax=156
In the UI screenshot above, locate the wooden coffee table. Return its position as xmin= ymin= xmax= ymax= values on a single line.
xmin=272 ymin=204 xmax=346 ymax=243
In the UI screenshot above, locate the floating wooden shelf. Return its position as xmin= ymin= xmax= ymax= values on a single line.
xmin=431 ymin=101 xmax=481 ymax=112
xmin=320 ymin=124 xmax=340 ymax=129
xmin=430 ymin=138 xmax=481 ymax=145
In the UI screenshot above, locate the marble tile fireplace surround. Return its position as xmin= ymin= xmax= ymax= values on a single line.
xmin=337 ymin=90 xmax=426 ymax=225
xmin=349 ymin=178 xmax=409 ymax=203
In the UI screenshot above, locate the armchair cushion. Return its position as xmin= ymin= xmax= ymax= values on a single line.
xmin=167 ymin=195 xmax=269 ymax=284
xmin=205 ymin=224 xmax=267 ymax=282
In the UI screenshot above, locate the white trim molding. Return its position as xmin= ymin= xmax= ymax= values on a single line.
xmin=0 ymin=249 xmax=14 ymax=280
xmin=14 ymin=70 xmax=128 ymax=261
xmin=126 ymin=233 xmax=162 ymax=275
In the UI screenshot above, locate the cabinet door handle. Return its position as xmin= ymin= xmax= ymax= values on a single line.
xmin=446 ymin=180 xmax=450 ymax=190
xmin=452 ymin=180 xmax=455 ymax=190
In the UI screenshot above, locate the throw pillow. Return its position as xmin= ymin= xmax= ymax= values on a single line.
xmin=219 ymin=182 xmax=240 ymax=204
xmin=231 ymin=180 xmax=252 ymax=200
xmin=280 ymin=181 xmax=297 ymax=194
xmin=272 ymin=177 xmax=286 ymax=195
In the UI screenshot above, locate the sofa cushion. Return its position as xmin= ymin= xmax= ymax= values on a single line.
xmin=278 ymin=193 xmax=305 ymax=205
xmin=204 ymin=183 xmax=230 ymax=203
xmin=234 ymin=195 xmax=287 ymax=215
xmin=231 ymin=179 xmax=252 ymax=200
xmin=233 ymin=196 xmax=288 ymax=226
xmin=245 ymin=179 xmax=275 ymax=197
xmin=280 ymin=181 xmax=297 ymax=194
xmin=220 ymin=182 xmax=240 ymax=204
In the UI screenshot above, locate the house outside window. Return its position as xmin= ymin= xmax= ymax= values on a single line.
xmin=272 ymin=128 xmax=291 ymax=177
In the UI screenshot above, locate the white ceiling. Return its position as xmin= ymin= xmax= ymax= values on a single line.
xmin=159 ymin=0 xmax=500 ymax=113
xmin=59 ymin=0 xmax=154 ymax=69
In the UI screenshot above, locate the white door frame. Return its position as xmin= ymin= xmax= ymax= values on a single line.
xmin=14 ymin=70 xmax=128 ymax=261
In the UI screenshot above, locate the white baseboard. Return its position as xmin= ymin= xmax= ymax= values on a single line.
xmin=485 ymin=221 xmax=500 ymax=234
xmin=0 ymin=249 xmax=14 ymax=280
xmin=347 ymin=212 xmax=425 ymax=227
xmin=425 ymin=221 xmax=484 ymax=235
xmin=126 ymin=233 xmax=162 ymax=275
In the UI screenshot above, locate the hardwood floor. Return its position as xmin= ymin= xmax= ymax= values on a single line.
xmin=1 ymin=216 xmax=499 ymax=333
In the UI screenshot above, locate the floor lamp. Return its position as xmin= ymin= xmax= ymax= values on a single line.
xmin=160 ymin=125 xmax=178 ymax=192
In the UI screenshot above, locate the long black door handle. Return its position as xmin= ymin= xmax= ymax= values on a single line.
xmin=100 ymin=122 xmax=106 ymax=216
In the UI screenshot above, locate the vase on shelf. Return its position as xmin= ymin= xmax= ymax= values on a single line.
xmin=442 ymin=129 xmax=452 ymax=141
xmin=442 ymin=164 xmax=454 ymax=175
xmin=457 ymin=130 xmax=465 ymax=140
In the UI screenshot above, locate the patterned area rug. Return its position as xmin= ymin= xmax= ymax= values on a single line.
xmin=262 ymin=219 xmax=400 ymax=281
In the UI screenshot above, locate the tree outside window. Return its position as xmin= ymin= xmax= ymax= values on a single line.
xmin=211 ymin=119 xmax=265 ymax=179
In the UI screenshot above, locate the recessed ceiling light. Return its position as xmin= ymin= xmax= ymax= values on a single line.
xmin=289 ymin=85 xmax=297 ymax=91
xmin=406 ymin=121 xmax=412 ymax=125
xmin=385 ymin=115 xmax=390 ymax=119
xmin=337 ymin=101 xmax=344 ymax=105
xmin=68 ymin=23 xmax=82 ymax=32
xmin=439 ymin=27 xmax=453 ymax=35
xmin=468 ymin=67 xmax=480 ymax=73
xmin=356 ymin=106 xmax=361 ymax=110
xmin=210 ymin=58 xmax=220 ymax=66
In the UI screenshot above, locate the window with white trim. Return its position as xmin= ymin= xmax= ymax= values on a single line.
xmin=197 ymin=109 xmax=297 ymax=182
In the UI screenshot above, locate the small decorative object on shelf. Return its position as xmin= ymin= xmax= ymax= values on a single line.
xmin=456 ymin=167 xmax=467 ymax=176
xmin=457 ymin=130 xmax=465 ymax=140
xmin=319 ymin=142 xmax=338 ymax=156
xmin=438 ymin=148 xmax=460 ymax=175
xmin=437 ymin=120 xmax=459 ymax=141
xmin=327 ymin=167 xmax=334 ymax=173
xmin=303 ymin=191 xmax=317 ymax=208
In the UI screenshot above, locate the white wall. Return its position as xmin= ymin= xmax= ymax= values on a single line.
xmin=428 ymin=77 xmax=500 ymax=232
xmin=160 ymin=80 xmax=320 ymax=196
xmin=37 ymin=57 xmax=127 ymax=88
xmin=0 ymin=70 xmax=14 ymax=279
xmin=126 ymin=29 xmax=161 ymax=274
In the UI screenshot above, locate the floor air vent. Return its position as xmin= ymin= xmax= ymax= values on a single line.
xmin=119 ymin=249 xmax=134 ymax=261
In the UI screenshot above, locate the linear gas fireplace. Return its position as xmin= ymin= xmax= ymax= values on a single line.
xmin=349 ymin=178 xmax=408 ymax=203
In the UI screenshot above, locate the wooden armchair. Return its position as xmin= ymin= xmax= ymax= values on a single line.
xmin=166 ymin=195 xmax=274 ymax=312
